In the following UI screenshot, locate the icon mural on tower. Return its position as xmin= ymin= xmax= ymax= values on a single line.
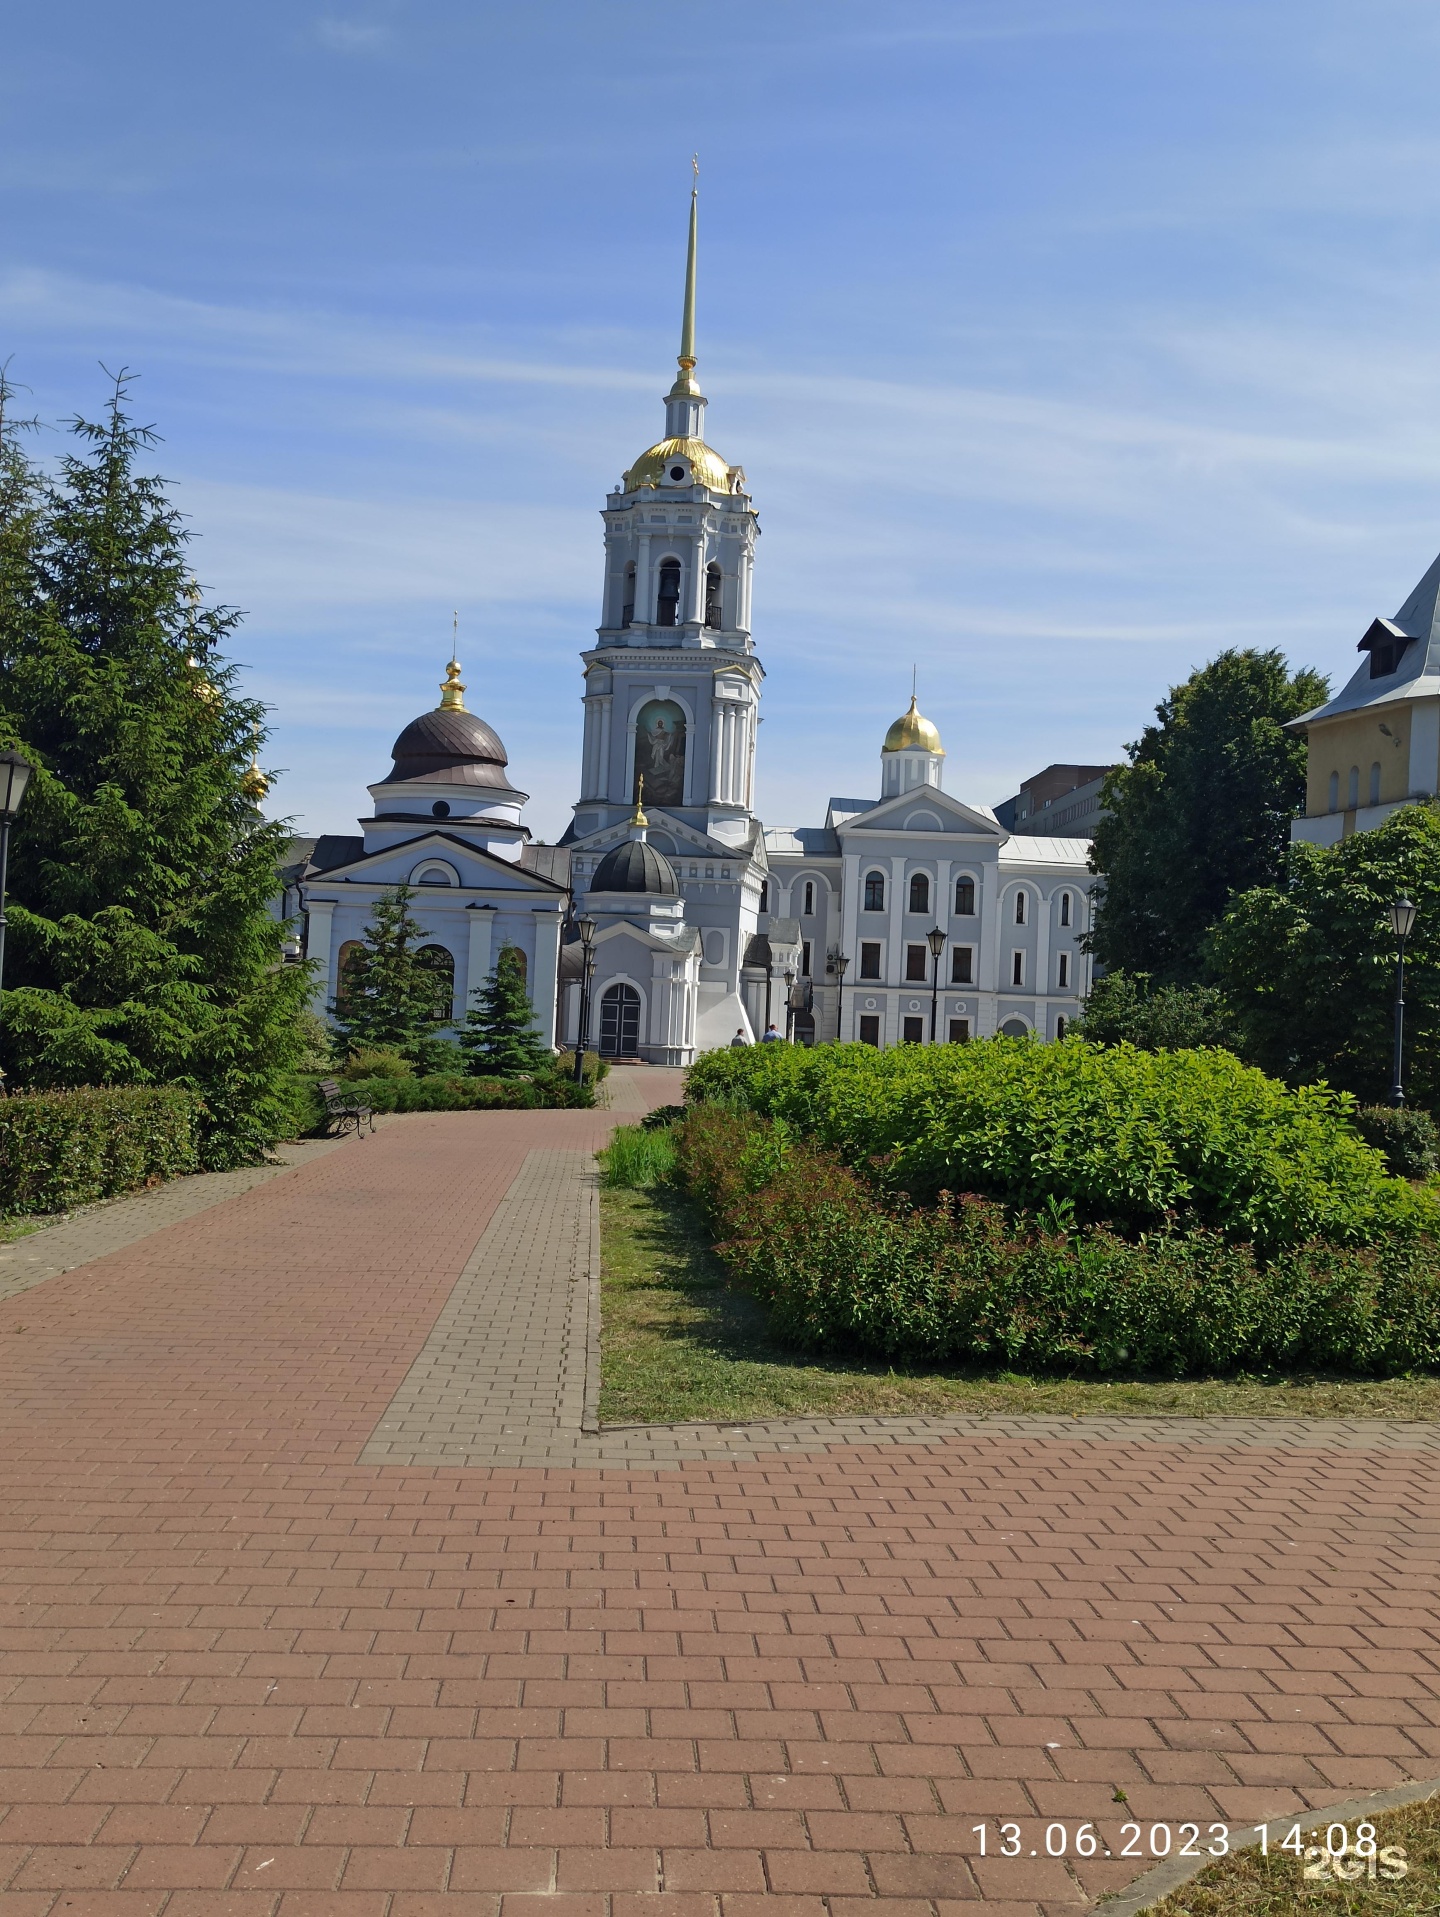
xmin=633 ymin=700 xmax=687 ymax=806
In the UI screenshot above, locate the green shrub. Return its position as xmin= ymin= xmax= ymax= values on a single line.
xmin=600 ymin=1124 xmax=678 ymax=1188
xmin=339 ymin=1048 xmax=413 ymax=1081
xmin=0 ymin=1086 xmax=200 ymax=1218
xmin=341 ymin=1072 xmax=593 ymax=1115
xmin=273 ymin=1073 xmax=327 ymax=1139
xmin=686 ymin=1037 xmax=1430 ymax=1255
xmin=1353 ymin=1105 xmax=1440 ymax=1180
xmin=679 ymin=1108 xmax=1440 ymax=1378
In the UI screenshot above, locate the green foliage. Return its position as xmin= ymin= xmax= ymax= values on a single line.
xmin=0 ymin=373 xmax=311 ymax=1167
xmin=338 ymin=1071 xmax=592 ymax=1114
xmin=338 ymin=1047 xmax=413 ymax=1081
xmin=460 ymin=943 xmax=551 ymax=1076
xmin=600 ymin=1123 xmax=678 ymax=1189
xmin=0 ymin=1084 xmax=200 ymax=1217
xmin=1353 ymin=1105 xmax=1440 ymax=1181
xmin=1076 ymin=971 xmax=1235 ymax=1051
xmin=678 ymin=1107 xmax=1440 ymax=1378
xmin=1090 ymin=649 xmax=1328 ymax=983
xmin=330 ymin=885 xmax=453 ymax=1056
xmin=685 ymin=1036 xmax=1429 ymax=1256
xmin=1208 ymin=804 xmax=1440 ymax=1107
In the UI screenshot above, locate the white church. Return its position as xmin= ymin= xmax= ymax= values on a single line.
xmin=290 ymin=193 xmax=1095 ymax=1063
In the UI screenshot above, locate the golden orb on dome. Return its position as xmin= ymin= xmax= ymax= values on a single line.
xmin=622 ymin=435 xmax=737 ymax=494
xmin=883 ymin=695 xmax=944 ymax=756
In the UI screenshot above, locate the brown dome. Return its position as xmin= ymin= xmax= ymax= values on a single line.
xmin=383 ymin=706 xmax=512 ymax=789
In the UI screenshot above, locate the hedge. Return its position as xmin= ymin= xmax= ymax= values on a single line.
xmin=0 ymin=1085 xmax=201 ymax=1218
xmin=686 ymin=1037 xmax=1433 ymax=1255
xmin=677 ymin=1106 xmax=1440 ymax=1377
xmin=320 ymin=1072 xmax=594 ymax=1116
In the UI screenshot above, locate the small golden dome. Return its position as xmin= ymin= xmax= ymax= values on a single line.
xmin=240 ymin=754 xmax=269 ymax=803
xmin=622 ymin=435 xmax=736 ymax=494
xmin=883 ymin=695 xmax=944 ymax=756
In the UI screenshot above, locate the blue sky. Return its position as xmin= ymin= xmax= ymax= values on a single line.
xmin=5 ymin=2 xmax=1440 ymax=839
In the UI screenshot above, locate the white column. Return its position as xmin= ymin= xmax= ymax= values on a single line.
xmin=635 ymin=532 xmax=652 ymax=626
xmin=690 ymin=533 xmax=707 ymax=623
xmin=465 ymin=905 xmax=495 ymax=1015
xmin=530 ymin=908 xmax=562 ymax=1050
xmin=304 ymin=899 xmax=336 ymax=1015
xmin=581 ymin=697 xmax=598 ymax=799
xmin=710 ymin=697 xmax=725 ymax=801
xmin=887 ymin=855 xmax=906 ymax=1046
xmin=1035 ymin=888 xmax=1052 ymax=1033
xmin=598 ymin=696 xmax=613 ymax=801
xmin=745 ymin=707 xmax=757 ymax=808
xmin=1410 ymin=699 xmax=1440 ymax=798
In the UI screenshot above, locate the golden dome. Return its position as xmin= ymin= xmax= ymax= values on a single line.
xmin=240 ymin=753 xmax=269 ymax=803
xmin=622 ymin=435 xmax=736 ymax=494
xmin=883 ymin=695 xmax=944 ymax=756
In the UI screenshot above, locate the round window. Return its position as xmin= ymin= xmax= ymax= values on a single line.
xmin=431 ymin=800 xmax=450 ymax=818
xmin=668 ymin=464 xmax=686 ymax=481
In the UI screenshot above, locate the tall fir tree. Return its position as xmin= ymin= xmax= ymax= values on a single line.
xmin=329 ymin=884 xmax=452 ymax=1054
xmin=1089 ymin=648 xmax=1329 ymax=983
xmin=0 ymin=373 xmax=310 ymax=1166
xmin=460 ymin=944 xmax=550 ymax=1076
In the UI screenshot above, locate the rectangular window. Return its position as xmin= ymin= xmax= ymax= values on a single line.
xmin=858 ymin=1014 xmax=881 ymax=1046
xmin=1015 ymin=892 xmax=1027 ymax=926
xmin=802 ymin=940 xmax=811 ymax=977
xmin=902 ymin=1016 xmax=924 ymax=1044
xmin=950 ymin=946 xmax=973 ymax=984
xmin=1057 ymin=952 xmax=1070 ymax=988
xmin=905 ymin=943 xmax=928 ymax=981
xmin=759 ymin=880 xmax=769 ymax=912
xmin=1060 ymin=891 xmax=1071 ymax=928
xmin=859 ymin=942 xmax=882 ymax=980
xmin=948 ymin=1017 xmax=970 ymax=1044
xmin=1011 ymin=950 xmax=1025 ymax=986
xmin=954 ymin=877 xmax=976 ymax=916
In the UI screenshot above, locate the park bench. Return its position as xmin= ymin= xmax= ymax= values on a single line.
xmin=318 ymin=1078 xmax=375 ymax=1138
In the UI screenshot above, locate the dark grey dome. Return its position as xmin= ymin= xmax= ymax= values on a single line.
xmin=384 ymin=706 xmax=511 ymax=789
xmin=590 ymin=838 xmax=679 ymax=897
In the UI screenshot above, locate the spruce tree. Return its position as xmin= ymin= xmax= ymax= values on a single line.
xmin=460 ymin=943 xmax=551 ymax=1076
xmin=330 ymin=884 xmax=452 ymax=1054
xmin=0 ymin=373 xmax=310 ymax=1166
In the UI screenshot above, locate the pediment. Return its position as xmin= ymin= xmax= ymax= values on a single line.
xmin=305 ymin=831 xmax=566 ymax=892
xmin=570 ymin=807 xmax=739 ymax=861
xmin=839 ymin=788 xmax=1006 ymax=839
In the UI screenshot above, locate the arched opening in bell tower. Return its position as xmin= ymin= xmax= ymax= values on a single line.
xmin=655 ymin=558 xmax=681 ymax=628
xmin=704 ymin=562 xmax=723 ymax=628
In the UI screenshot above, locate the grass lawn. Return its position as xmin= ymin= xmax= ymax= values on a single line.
xmin=598 ymin=1183 xmax=1440 ymax=1426
xmin=1143 ymin=1795 xmax=1440 ymax=1913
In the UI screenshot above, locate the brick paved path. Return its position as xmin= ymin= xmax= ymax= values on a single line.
xmin=0 ymin=1093 xmax=1436 ymax=1915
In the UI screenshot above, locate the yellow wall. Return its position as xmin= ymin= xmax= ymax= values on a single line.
xmin=1303 ymin=706 xmax=1411 ymax=816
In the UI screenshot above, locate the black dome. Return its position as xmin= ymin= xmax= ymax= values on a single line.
xmin=384 ymin=706 xmax=511 ymax=788
xmin=590 ymin=838 xmax=679 ymax=897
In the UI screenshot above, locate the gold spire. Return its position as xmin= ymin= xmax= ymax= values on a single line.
xmin=439 ymin=648 xmax=466 ymax=712
xmin=668 ymin=161 xmax=701 ymax=400
xmin=630 ymin=775 xmax=648 ymax=829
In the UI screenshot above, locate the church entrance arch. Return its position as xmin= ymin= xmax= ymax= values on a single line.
xmin=599 ymin=982 xmax=642 ymax=1057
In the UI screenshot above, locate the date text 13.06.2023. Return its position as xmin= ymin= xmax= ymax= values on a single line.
xmin=972 ymin=1821 xmax=1409 ymax=1881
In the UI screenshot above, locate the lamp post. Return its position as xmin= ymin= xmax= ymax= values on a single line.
xmin=926 ymin=925 xmax=946 ymax=1041
xmin=764 ymin=951 xmax=774 ymax=1035
xmin=1389 ymin=896 xmax=1417 ymax=1107
xmin=0 ymin=751 xmax=33 ymax=1002
xmin=783 ymin=968 xmax=795 ymax=1042
xmin=572 ymin=913 xmax=597 ymax=1084
xmin=833 ymin=951 xmax=849 ymax=1041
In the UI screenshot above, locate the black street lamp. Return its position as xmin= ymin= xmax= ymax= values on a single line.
xmin=832 ymin=951 xmax=849 ymax=1041
xmin=764 ymin=951 xmax=774 ymax=1036
xmin=783 ymin=968 xmax=795 ymax=1042
xmin=572 ymin=913 xmax=598 ymax=1084
xmin=926 ymin=925 xmax=946 ymax=1041
xmin=1389 ymin=895 xmax=1418 ymax=1107
xmin=0 ymin=750 xmax=33 ymax=1002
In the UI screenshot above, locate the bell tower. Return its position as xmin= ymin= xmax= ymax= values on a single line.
xmin=571 ymin=179 xmax=764 ymax=849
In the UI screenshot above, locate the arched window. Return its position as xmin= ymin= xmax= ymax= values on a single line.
xmin=411 ymin=860 xmax=457 ymax=886
xmin=621 ymin=563 xmax=635 ymax=628
xmin=999 ymin=1017 xmax=1029 ymax=1037
xmin=704 ymin=562 xmax=723 ymax=628
xmin=335 ymin=939 xmax=365 ymax=1015
xmin=600 ymin=981 xmax=641 ymax=1057
xmin=1060 ymin=890 xmax=1071 ymax=927
xmin=1056 ymin=1015 xmax=1067 ymax=1040
xmin=1347 ymin=765 xmax=1360 ymax=808
xmin=655 ymin=558 xmax=681 ymax=628
xmin=1328 ymin=770 xmax=1340 ymax=811
xmin=759 ymin=879 xmax=770 ymax=913
xmin=955 ymin=876 xmax=976 ymax=916
xmin=908 ymin=873 xmax=930 ymax=915
xmin=1370 ymin=762 xmax=1382 ymax=806
xmin=416 ymin=943 xmax=455 ymax=1022
xmin=863 ymin=871 xmax=886 ymax=912
xmin=1014 ymin=891 xmax=1027 ymax=926
xmin=803 ymin=880 xmax=815 ymax=917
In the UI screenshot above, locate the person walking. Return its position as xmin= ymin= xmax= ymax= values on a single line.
xmin=761 ymin=1023 xmax=782 ymax=1042
xmin=729 ymin=1027 xmax=749 ymax=1047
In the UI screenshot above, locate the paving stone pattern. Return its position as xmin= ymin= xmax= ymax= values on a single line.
xmin=0 ymin=1092 xmax=1435 ymax=1914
